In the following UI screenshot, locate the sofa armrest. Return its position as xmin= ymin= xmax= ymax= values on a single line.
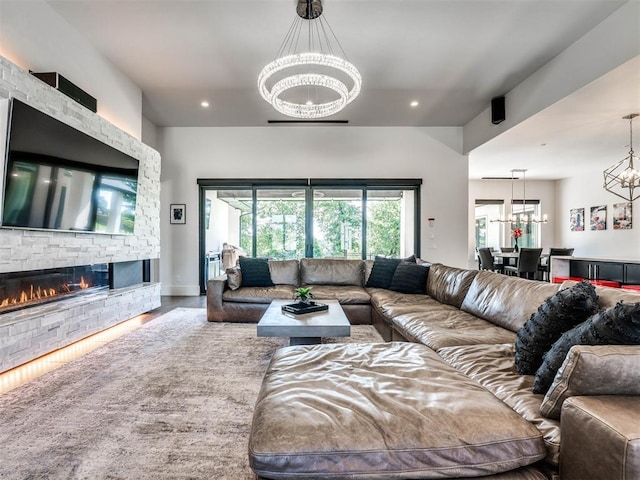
xmin=206 ymin=274 xmax=228 ymax=322
xmin=540 ymin=345 xmax=640 ymax=419
xmin=560 ymin=395 xmax=640 ymax=480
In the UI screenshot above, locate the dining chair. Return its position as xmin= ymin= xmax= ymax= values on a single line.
xmin=478 ymin=247 xmax=504 ymax=273
xmin=538 ymin=248 xmax=575 ymax=281
xmin=504 ymin=248 xmax=543 ymax=279
xmin=500 ymin=247 xmax=515 ymax=253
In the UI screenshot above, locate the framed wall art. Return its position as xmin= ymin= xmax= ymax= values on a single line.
xmin=613 ymin=201 xmax=632 ymax=230
xmin=590 ymin=205 xmax=607 ymax=231
xmin=170 ymin=204 xmax=186 ymax=224
xmin=569 ymin=208 xmax=584 ymax=231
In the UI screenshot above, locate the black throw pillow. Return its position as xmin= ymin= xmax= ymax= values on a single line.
xmin=238 ymin=257 xmax=274 ymax=288
xmin=514 ymin=281 xmax=598 ymax=375
xmin=533 ymin=301 xmax=640 ymax=394
xmin=366 ymin=257 xmax=401 ymax=289
xmin=366 ymin=255 xmax=417 ymax=289
xmin=388 ymin=262 xmax=429 ymax=294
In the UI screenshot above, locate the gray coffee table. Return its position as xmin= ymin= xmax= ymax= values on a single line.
xmin=257 ymin=299 xmax=350 ymax=346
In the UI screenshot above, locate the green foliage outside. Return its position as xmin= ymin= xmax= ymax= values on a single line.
xmin=313 ymin=199 xmax=362 ymax=258
xmin=239 ymin=197 xmax=402 ymax=260
xmin=366 ymin=199 xmax=401 ymax=257
xmin=256 ymin=200 xmax=305 ymax=260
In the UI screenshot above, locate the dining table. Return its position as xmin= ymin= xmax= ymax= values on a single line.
xmin=493 ymin=251 xmax=548 ymax=268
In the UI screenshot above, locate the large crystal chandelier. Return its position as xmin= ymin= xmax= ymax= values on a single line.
xmin=258 ymin=0 xmax=361 ymax=119
xmin=603 ymin=114 xmax=640 ymax=202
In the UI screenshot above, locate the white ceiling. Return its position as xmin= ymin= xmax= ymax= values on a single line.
xmin=46 ymin=0 xmax=639 ymax=179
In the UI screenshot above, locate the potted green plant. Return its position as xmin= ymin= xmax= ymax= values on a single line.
xmin=293 ymin=287 xmax=314 ymax=305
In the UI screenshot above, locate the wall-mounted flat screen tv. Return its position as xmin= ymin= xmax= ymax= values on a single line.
xmin=1 ymin=98 xmax=139 ymax=234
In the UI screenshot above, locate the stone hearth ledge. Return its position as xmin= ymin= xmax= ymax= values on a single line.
xmin=0 ymin=282 xmax=161 ymax=373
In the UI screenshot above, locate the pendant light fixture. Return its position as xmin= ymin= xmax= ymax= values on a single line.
xmin=258 ymin=0 xmax=361 ymax=119
xmin=490 ymin=169 xmax=548 ymax=224
xmin=603 ymin=113 xmax=640 ymax=202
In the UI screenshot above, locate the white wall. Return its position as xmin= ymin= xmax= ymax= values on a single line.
xmin=158 ymin=126 xmax=468 ymax=295
xmin=0 ymin=0 xmax=142 ymax=139
xmin=468 ymin=179 xmax=556 ymax=269
xmin=557 ymin=171 xmax=640 ymax=260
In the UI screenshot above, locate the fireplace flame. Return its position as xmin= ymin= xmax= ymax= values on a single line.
xmin=0 ymin=276 xmax=91 ymax=310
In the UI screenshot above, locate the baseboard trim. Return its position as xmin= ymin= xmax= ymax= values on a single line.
xmin=161 ymin=285 xmax=201 ymax=296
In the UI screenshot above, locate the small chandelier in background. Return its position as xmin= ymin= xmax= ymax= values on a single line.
xmin=603 ymin=113 xmax=640 ymax=202
xmin=258 ymin=0 xmax=361 ymax=119
xmin=491 ymin=169 xmax=548 ymax=224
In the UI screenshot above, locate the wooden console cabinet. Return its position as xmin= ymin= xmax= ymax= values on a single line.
xmin=550 ymin=256 xmax=640 ymax=284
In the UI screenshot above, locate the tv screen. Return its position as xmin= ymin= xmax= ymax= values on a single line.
xmin=1 ymin=99 xmax=139 ymax=234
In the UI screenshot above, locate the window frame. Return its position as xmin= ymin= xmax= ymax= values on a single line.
xmin=197 ymin=178 xmax=421 ymax=293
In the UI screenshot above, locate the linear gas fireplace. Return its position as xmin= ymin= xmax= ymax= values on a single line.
xmin=0 ymin=264 xmax=109 ymax=314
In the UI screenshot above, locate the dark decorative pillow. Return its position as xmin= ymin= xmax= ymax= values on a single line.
xmin=388 ymin=262 xmax=429 ymax=294
xmin=366 ymin=255 xmax=417 ymax=289
xmin=514 ymin=281 xmax=598 ymax=375
xmin=533 ymin=301 xmax=640 ymax=394
xmin=238 ymin=257 xmax=274 ymax=288
xmin=366 ymin=257 xmax=401 ymax=288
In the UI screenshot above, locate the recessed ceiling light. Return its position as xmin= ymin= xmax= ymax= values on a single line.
xmin=306 ymin=100 xmax=313 ymax=106
xmin=410 ymin=100 xmax=419 ymax=107
xmin=201 ymin=101 xmax=210 ymax=108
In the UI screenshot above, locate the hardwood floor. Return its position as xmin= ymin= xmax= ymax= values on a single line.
xmin=0 ymin=296 xmax=206 ymax=394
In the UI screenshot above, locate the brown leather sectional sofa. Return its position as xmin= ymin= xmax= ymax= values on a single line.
xmin=207 ymin=258 xmax=374 ymax=324
xmin=208 ymin=259 xmax=640 ymax=479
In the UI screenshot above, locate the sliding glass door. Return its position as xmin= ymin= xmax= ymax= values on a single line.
xmin=256 ymin=189 xmax=306 ymax=260
xmin=312 ymin=189 xmax=362 ymax=259
xmin=197 ymin=179 xmax=421 ymax=293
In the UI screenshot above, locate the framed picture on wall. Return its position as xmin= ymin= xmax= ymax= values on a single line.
xmin=570 ymin=208 xmax=585 ymax=231
xmin=613 ymin=202 xmax=632 ymax=230
xmin=590 ymin=205 xmax=607 ymax=231
xmin=170 ymin=204 xmax=186 ymax=224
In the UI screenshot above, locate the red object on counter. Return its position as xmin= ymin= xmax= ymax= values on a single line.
xmin=589 ymin=280 xmax=620 ymax=288
xmin=552 ymin=276 xmax=584 ymax=284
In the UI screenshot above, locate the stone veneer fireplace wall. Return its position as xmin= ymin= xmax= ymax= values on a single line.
xmin=0 ymin=55 xmax=161 ymax=373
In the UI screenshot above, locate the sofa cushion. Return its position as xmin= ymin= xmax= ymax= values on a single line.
xmin=368 ymin=288 xmax=436 ymax=320
xmin=300 ymin=258 xmax=364 ymax=286
xmin=560 ymin=396 xmax=640 ymax=480
xmin=461 ymin=271 xmax=559 ymax=332
xmin=392 ymin=306 xmax=516 ymax=351
xmin=438 ymin=343 xmax=561 ymax=465
xmin=533 ymin=301 xmax=640 ymax=394
xmin=364 ymin=259 xmax=374 ymax=284
xmin=594 ymin=285 xmax=640 ymax=309
xmin=515 ymin=281 xmax=598 ymax=375
xmin=426 ymin=263 xmax=478 ymax=308
xmin=388 ymin=262 xmax=429 ymax=294
xmin=249 ymin=342 xmax=546 ymax=479
xmin=302 ymin=285 xmax=371 ymax=305
xmin=561 ymin=280 xmax=640 ymax=309
xmin=226 ymin=267 xmax=242 ymax=290
xmin=239 ymin=257 xmax=274 ymax=287
xmin=268 ymin=259 xmax=299 ymax=286
xmin=222 ymin=285 xmax=296 ymax=304
xmin=540 ymin=345 xmax=640 ymax=420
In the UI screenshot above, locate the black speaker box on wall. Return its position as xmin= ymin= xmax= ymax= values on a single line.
xmin=31 ymin=71 xmax=97 ymax=113
xmin=491 ymin=96 xmax=505 ymax=125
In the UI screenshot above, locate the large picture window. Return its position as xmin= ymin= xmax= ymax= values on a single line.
xmin=197 ymin=179 xmax=421 ymax=293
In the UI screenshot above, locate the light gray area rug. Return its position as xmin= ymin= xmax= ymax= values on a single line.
xmin=0 ymin=308 xmax=382 ymax=479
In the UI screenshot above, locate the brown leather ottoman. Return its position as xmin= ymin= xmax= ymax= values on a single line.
xmin=249 ymin=342 xmax=547 ymax=479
